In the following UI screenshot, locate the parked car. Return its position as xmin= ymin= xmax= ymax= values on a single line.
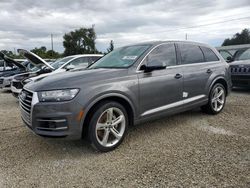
xmin=217 ymin=45 xmax=250 ymax=88
xmin=20 ymin=41 xmax=231 ymax=152
xmin=0 ymin=52 xmax=32 ymax=90
xmin=11 ymin=50 xmax=103 ymax=97
xmin=0 ymin=61 xmax=32 ymax=90
xmin=0 ymin=52 xmax=27 ymax=77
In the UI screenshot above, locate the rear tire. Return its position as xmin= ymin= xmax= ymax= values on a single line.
xmin=201 ymin=83 xmax=226 ymax=115
xmin=88 ymin=101 xmax=128 ymax=152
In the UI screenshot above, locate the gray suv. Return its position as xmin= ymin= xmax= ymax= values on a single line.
xmin=20 ymin=41 xmax=231 ymax=152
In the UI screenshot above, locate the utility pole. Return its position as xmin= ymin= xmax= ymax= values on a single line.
xmin=185 ymin=33 xmax=188 ymax=40
xmin=51 ymin=34 xmax=54 ymax=58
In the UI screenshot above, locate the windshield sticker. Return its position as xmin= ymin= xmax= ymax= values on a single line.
xmin=122 ymin=56 xmax=138 ymax=60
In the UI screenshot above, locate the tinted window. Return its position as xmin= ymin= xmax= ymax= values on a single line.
xmin=234 ymin=48 xmax=250 ymax=61
xmin=144 ymin=44 xmax=176 ymax=67
xmin=179 ymin=43 xmax=204 ymax=64
xmin=219 ymin=50 xmax=233 ymax=61
xmin=201 ymin=47 xmax=219 ymax=62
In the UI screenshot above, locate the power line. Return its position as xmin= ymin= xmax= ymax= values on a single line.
xmin=146 ymin=16 xmax=250 ymax=35
xmin=103 ymin=15 xmax=250 ymax=46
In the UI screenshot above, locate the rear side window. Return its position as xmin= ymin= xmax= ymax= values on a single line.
xmin=200 ymin=47 xmax=219 ymax=62
xmin=179 ymin=43 xmax=204 ymax=64
xmin=145 ymin=43 xmax=177 ymax=67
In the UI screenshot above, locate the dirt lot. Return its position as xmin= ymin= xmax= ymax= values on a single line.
xmin=0 ymin=90 xmax=249 ymax=187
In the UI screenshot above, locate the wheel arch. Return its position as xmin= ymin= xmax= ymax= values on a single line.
xmin=209 ymin=76 xmax=229 ymax=96
xmin=81 ymin=93 xmax=136 ymax=138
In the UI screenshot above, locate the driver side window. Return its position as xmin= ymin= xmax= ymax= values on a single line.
xmin=70 ymin=57 xmax=89 ymax=66
xmin=144 ymin=43 xmax=177 ymax=67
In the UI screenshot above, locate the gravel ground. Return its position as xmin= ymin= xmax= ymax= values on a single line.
xmin=0 ymin=89 xmax=249 ymax=187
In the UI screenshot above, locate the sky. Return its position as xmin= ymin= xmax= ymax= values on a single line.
xmin=0 ymin=0 xmax=250 ymax=54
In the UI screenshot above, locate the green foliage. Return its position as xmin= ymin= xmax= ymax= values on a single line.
xmin=46 ymin=50 xmax=61 ymax=59
xmin=0 ymin=50 xmax=22 ymax=59
xmin=107 ymin=40 xmax=114 ymax=53
xmin=63 ymin=27 xmax=98 ymax=55
xmin=31 ymin=46 xmax=47 ymax=58
xmin=30 ymin=46 xmax=61 ymax=59
xmin=222 ymin=28 xmax=250 ymax=46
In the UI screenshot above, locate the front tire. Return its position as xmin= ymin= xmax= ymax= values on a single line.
xmin=201 ymin=83 xmax=226 ymax=115
xmin=88 ymin=101 xmax=128 ymax=152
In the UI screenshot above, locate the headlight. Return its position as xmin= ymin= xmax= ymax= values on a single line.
xmin=38 ymin=89 xmax=79 ymax=102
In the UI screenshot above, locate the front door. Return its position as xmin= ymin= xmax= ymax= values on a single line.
xmin=137 ymin=43 xmax=183 ymax=117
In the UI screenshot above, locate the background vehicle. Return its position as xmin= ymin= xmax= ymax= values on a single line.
xmin=0 ymin=52 xmax=32 ymax=89
xmin=20 ymin=41 xmax=231 ymax=152
xmin=11 ymin=52 xmax=103 ymax=97
xmin=217 ymin=44 xmax=250 ymax=88
xmin=0 ymin=61 xmax=33 ymax=90
xmin=0 ymin=52 xmax=27 ymax=78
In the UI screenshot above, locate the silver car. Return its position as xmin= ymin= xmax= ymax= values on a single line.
xmin=20 ymin=41 xmax=231 ymax=152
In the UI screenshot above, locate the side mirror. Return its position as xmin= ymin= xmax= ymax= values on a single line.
xmin=226 ymin=56 xmax=233 ymax=63
xmin=65 ymin=64 xmax=75 ymax=71
xmin=140 ymin=64 xmax=166 ymax=72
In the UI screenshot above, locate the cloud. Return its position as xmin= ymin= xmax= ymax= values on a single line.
xmin=0 ymin=0 xmax=250 ymax=53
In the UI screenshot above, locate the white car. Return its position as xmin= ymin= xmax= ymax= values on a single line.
xmin=11 ymin=50 xmax=103 ymax=97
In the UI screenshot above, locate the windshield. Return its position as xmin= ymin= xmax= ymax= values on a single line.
xmin=89 ymin=45 xmax=150 ymax=69
xmin=50 ymin=56 xmax=75 ymax=69
xmin=234 ymin=48 xmax=250 ymax=61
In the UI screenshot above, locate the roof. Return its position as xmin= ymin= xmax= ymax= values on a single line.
xmin=65 ymin=54 xmax=103 ymax=58
xmin=125 ymin=40 xmax=214 ymax=48
xmin=216 ymin=44 xmax=250 ymax=51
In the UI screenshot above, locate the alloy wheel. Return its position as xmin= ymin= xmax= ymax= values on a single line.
xmin=95 ymin=107 xmax=126 ymax=147
xmin=211 ymin=86 xmax=225 ymax=112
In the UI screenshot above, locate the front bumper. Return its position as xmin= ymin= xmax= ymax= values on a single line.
xmin=231 ymin=75 xmax=250 ymax=88
xmin=0 ymin=79 xmax=11 ymax=90
xmin=11 ymin=83 xmax=22 ymax=98
xmin=20 ymin=89 xmax=84 ymax=140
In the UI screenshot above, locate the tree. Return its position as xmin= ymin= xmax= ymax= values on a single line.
xmin=31 ymin=46 xmax=47 ymax=58
xmin=63 ymin=27 xmax=97 ymax=55
xmin=107 ymin=40 xmax=114 ymax=53
xmin=222 ymin=28 xmax=250 ymax=46
xmin=29 ymin=46 xmax=61 ymax=59
xmin=46 ymin=50 xmax=61 ymax=59
xmin=0 ymin=50 xmax=23 ymax=59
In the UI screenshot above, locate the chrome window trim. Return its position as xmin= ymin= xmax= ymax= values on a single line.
xmin=136 ymin=42 xmax=222 ymax=73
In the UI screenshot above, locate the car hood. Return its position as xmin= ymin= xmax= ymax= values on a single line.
xmin=229 ymin=60 xmax=250 ymax=66
xmin=17 ymin=49 xmax=54 ymax=70
xmin=25 ymin=68 xmax=128 ymax=91
xmin=0 ymin=52 xmax=26 ymax=69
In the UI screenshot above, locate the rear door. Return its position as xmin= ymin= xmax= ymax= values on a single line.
xmin=177 ymin=43 xmax=219 ymax=100
xmin=138 ymin=43 xmax=183 ymax=117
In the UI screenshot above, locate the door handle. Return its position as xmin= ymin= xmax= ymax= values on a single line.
xmin=174 ymin=73 xmax=182 ymax=79
xmin=207 ymin=69 xmax=212 ymax=74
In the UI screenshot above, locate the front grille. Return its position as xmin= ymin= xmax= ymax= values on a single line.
xmin=0 ymin=79 xmax=3 ymax=84
xmin=12 ymin=81 xmax=23 ymax=89
xmin=19 ymin=89 xmax=33 ymax=125
xmin=230 ymin=66 xmax=250 ymax=74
